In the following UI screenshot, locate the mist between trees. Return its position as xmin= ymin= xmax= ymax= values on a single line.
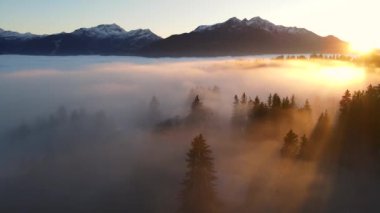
xmin=2 ymin=83 xmax=380 ymax=212
xmin=0 ymin=58 xmax=380 ymax=212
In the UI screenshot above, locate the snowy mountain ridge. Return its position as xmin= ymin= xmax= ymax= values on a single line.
xmin=0 ymin=17 xmax=347 ymax=56
xmin=72 ymin=24 xmax=161 ymax=40
xmin=194 ymin=17 xmax=311 ymax=35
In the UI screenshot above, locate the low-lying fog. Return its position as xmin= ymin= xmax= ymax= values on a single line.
xmin=0 ymin=55 xmax=378 ymax=212
xmin=0 ymin=55 xmax=373 ymax=129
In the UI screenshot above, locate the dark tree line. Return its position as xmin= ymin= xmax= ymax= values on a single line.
xmin=6 ymin=84 xmax=380 ymax=212
xmin=231 ymin=92 xmax=312 ymax=139
xmin=276 ymin=84 xmax=380 ymax=170
xmin=324 ymin=84 xmax=380 ymax=171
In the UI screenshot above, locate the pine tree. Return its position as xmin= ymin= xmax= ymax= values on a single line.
xmin=301 ymin=111 xmax=330 ymax=160
xmin=241 ymin=92 xmax=247 ymax=105
xmin=192 ymin=95 xmax=202 ymax=111
xmin=233 ymin=95 xmax=239 ymax=105
xmin=303 ymin=99 xmax=311 ymax=112
xmin=281 ymin=130 xmax=300 ymax=158
xmin=187 ymin=95 xmax=210 ymax=126
xmin=179 ymin=134 xmax=219 ymax=213
xmin=254 ymin=96 xmax=260 ymax=108
xmin=272 ymin=93 xmax=282 ymax=108
xmin=339 ymin=90 xmax=351 ymax=115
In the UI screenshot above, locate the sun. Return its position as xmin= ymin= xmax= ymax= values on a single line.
xmin=349 ymin=42 xmax=375 ymax=55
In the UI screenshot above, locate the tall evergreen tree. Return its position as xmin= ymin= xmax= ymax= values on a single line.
xmin=272 ymin=93 xmax=282 ymax=109
xmin=179 ymin=134 xmax=219 ymax=213
xmin=281 ymin=130 xmax=300 ymax=158
xmin=187 ymin=95 xmax=211 ymax=126
xmin=191 ymin=95 xmax=202 ymax=111
xmin=254 ymin=96 xmax=260 ymax=108
xmin=339 ymin=90 xmax=351 ymax=115
xmin=300 ymin=111 xmax=330 ymax=160
xmin=303 ymin=99 xmax=311 ymax=112
xmin=233 ymin=95 xmax=239 ymax=105
xmin=241 ymin=92 xmax=247 ymax=105
xmin=298 ymin=134 xmax=309 ymax=160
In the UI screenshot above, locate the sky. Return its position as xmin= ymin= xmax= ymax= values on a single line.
xmin=0 ymin=0 xmax=379 ymax=48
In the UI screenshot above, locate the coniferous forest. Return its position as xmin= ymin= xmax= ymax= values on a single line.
xmin=1 ymin=54 xmax=380 ymax=212
xmin=2 ymin=79 xmax=380 ymax=212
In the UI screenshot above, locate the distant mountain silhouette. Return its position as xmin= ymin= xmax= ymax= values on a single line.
xmin=0 ymin=17 xmax=348 ymax=56
xmin=141 ymin=17 xmax=348 ymax=57
xmin=0 ymin=24 xmax=161 ymax=55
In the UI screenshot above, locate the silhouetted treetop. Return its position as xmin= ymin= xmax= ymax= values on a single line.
xmin=281 ymin=130 xmax=301 ymax=158
xmin=179 ymin=134 xmax=219 ymax=213
xmin=191 ymin=95 xmax=202 ymax=110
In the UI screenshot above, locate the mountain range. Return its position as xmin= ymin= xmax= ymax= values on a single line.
xmin=0 ymin=17 xmax=348 ymax=57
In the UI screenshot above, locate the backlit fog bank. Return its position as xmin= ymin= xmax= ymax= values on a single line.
xmin=0 ymin=55 xmax=379 ymax=212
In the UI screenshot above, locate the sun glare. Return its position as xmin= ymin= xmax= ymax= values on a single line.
xmin=318 ymin=66 xmax=365 ymax=84
xmin=349 ymin=42 xmax=375 ymax=55
xmin=288 ymin=61 xmax=366 ymax=88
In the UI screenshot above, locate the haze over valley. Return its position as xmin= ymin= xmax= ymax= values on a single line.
xmin=1 ymin=0 xmax=380 ymax=212
xmin=1 ymin=55 xmax=380 ymax=212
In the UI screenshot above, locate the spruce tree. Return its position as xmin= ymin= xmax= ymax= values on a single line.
xmin=298 ymin=134 xmax=309 ymax=160
xmin=300 ymin=112 xmax=330 ymax=160
xmin=272 ymin=93 xmax=282 ymax=108
xmin=303 ymin=99 xmax=311 ymax=112
xmin=339 ymin=90 xmax=351 ymax=115
xmin=233 ymin=95 xmax=239 ymax=105
xmin=187 ymin=95 xmax=210 ymax=126
xmin=241 ymin=92 xmax=247 ymax=105
xmin=179 ymin=134 xmax=218 ymax=213
xmin=254 ymin=96 xmax=260 ymax=108
xmin=191 ymin=95 xmax=202 ymax=110
xmin=281 ymin=130 xmax=300 ymax=158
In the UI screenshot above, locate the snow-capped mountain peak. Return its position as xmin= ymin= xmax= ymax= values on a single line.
xmin=193 ymin=16 xmax=313 ymax=36
xmin=72 ymin=24 xmax=161 ymax=41
xmin=194 ymin=17 xmax=242 ymax=33
xmin=245 ymin=16 xmax=275 ymax=29
xmin=72 ymin=24 xmax=127 ymax=38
